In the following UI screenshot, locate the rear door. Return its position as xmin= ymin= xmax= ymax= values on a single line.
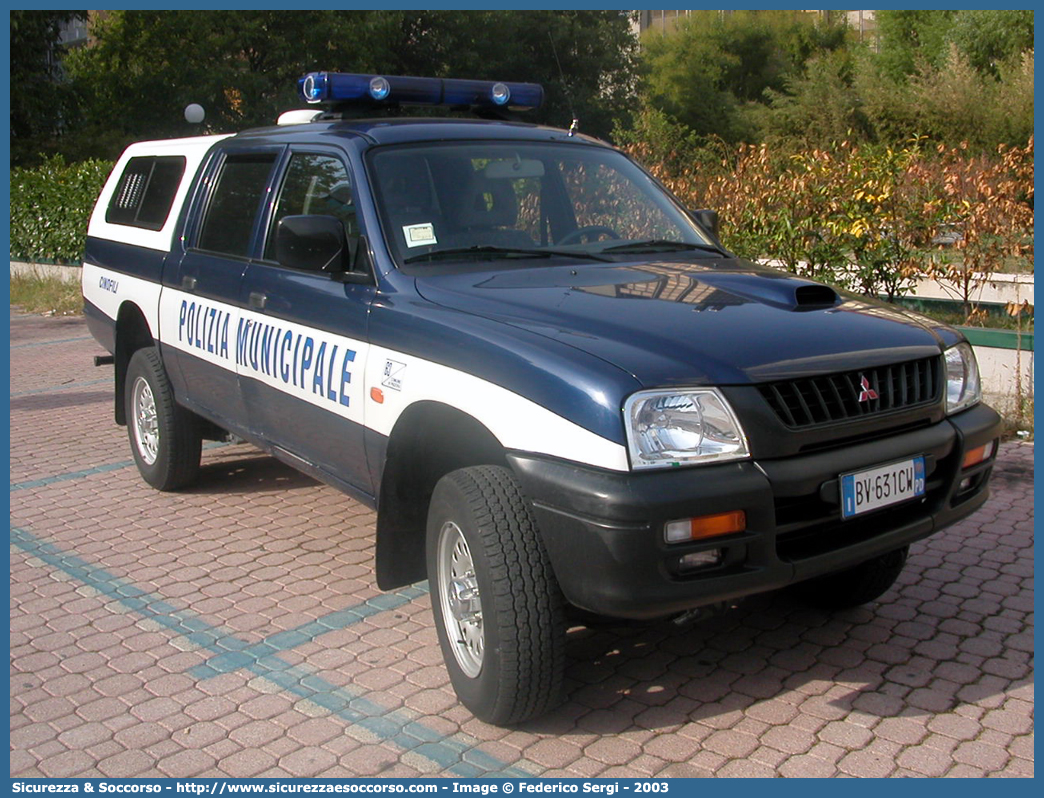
xmin=161 ymin=146 xmax=282 ymax=432
xmin=238 ymin=147 xmax=375 ymax=496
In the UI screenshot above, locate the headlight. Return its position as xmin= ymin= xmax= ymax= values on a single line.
xmin=623 ymin=389 xmax=749 ymax=470
xmin=945 ymin=342 xmax=981 ymax=414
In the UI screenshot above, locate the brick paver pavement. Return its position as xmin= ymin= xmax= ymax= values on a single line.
xmin=9 ymin=309 xmax=1034 ymax=778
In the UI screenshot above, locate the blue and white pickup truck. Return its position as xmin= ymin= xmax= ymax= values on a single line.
xmin=82 ymin=73 xmax=1001 ymax=724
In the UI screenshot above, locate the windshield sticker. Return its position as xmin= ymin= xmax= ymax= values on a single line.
xmin=403 ymin=223 xmax=437 ymax=248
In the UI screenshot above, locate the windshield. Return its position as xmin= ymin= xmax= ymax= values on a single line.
xmin=369 ymin=141 xmax=717 ymax=272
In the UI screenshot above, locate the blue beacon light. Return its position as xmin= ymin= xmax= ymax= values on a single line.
xmin=491 ymin=83 xmax=511 ymax=106
xmin=368 ymin=76 xmax=391 ymax=101
xmin=297 ymin=72 xmax=543 ymax=111
xmin=300 ymin=73 xmax=327 ymax=103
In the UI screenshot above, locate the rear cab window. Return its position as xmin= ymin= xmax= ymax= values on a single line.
xmin=105 ymin=155 xmax=186 ymax=230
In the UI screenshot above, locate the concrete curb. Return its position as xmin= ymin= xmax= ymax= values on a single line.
xmin=11 ymin=260 xmax=83 ymax=283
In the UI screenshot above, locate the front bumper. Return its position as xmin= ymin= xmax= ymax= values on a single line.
xmin=508 ymin=402 xmax=1002 ymax=620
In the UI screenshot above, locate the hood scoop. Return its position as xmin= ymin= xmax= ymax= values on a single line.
xmin=694 ymin=273 xmax=840 ymax=311
xmin=794 ymin=284 xmax=841 ymax=309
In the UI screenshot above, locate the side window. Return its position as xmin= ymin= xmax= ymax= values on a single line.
xmin=105 ymin=156 xmax=186 ymax=230
xmin=265 ymin=153 xmax=357 ymax=262
xmin=196 ymin=153 xmax=277 ymax=258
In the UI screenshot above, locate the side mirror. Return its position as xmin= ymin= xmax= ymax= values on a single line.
xmin=693 ymin=208 xmax=720 ymax=241
xmin=275 ymin=215 xmax=352 ymax=273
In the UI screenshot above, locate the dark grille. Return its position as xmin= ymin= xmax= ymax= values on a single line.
xmin=759 ymin=356 xmax=941 ymax=428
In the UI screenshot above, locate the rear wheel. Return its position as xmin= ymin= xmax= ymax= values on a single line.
xmin=427 ymin=465 xmax=566 ymax=725
xmin=792 ymin=546 xmax=909 ymax=608
xmin=125 ymin=347 xmax=201 ymax=491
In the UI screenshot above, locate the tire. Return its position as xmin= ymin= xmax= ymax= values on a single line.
xmin=792 ymin=546 xmax=909 ymax=609
xmin=125 ymin=347 xmax=202 ymax=491
xmin=426 ymin=465 xmax=566 ymax=725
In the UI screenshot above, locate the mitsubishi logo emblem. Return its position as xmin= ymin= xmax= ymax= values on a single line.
xmin=858 ymin=375 xmax=879 ymax=403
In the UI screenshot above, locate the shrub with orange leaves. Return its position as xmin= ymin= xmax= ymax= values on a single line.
xmin=924 ymin=138 xmax=1034 ymax=319
xmin=622 ymin=132 xmax=1034 ymax=320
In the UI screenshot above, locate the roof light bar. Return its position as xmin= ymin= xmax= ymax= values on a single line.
xmin=298 ymin=72 xmax=544 ymax=111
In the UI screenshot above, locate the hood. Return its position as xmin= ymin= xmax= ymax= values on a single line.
xmin=414 ymin=260 xmax=951 ymax=387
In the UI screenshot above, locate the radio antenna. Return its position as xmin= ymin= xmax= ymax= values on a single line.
xmin=548 ymin=31 xmax=579 ymax=136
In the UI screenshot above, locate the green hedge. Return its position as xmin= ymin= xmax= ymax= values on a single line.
xmin=10 ymin=155 xmax=114 ymax=265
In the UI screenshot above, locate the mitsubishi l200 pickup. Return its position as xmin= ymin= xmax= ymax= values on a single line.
xmin=83 ymin=72 xmax=1001 ymax=724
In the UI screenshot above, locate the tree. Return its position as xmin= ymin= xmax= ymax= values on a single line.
xmin=639 ymin=10 xmax=849 ymax=144
xmin=876 ymin=9 xmax=1034 ymax=81
xmin=10 ymin=10 xmax=87 ymax=166
xmin=759 ymin=48 xmax=871 ymax=147
xmin=761 ymin=9 xmax=1035 ymax=152
xmin=640 ymin=16 xmax=751 ymax=145
xmin=63 ymin=11 xmax=397 ymax=159
xmin=392 ymin=11 xmax=638 ymax=141
xmin=61 ymin=10 xmax=638 ymax=161
xmin=875 ymin=10 xmax=956 ymax=81
xmin=947 ymin=10 xmax=1034 ymax=78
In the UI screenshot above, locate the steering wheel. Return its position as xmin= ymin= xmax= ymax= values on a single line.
xmin=557 ymin=225 xmax=621 ymax=246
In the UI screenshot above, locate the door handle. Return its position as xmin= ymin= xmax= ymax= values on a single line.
xmin=249 ymin=292 xmax=267 ymax=310
xmin=181 ymin=275 xmax=197 ymax=291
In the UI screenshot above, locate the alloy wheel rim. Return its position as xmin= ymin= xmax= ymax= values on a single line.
xmin=132 ymin=376 xmax=159 ymax=465
xmin=437 ymin=521 xmax=484 ymax=677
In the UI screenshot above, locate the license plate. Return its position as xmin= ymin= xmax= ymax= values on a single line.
xmin=841 ymin=456 xmax=926 ymax=519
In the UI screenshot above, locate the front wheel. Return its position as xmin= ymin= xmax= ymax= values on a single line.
xmin=125 ymin=347 xmax=201 ymax=491
xmin=427 ymin=465 xmax=566 ymax=725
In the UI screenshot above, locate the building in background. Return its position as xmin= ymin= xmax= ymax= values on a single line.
xmin=57 ymin=14 xmax=90 ymax=49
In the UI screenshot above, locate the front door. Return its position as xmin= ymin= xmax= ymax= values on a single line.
xmin=239 ymin=148 xmax=375 ymax=496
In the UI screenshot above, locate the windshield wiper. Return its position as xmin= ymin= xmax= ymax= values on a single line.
xmin=404 ymin=245 xmax=612 ymax=264
xmin=602 ymin=239 xmax=726 ymax=256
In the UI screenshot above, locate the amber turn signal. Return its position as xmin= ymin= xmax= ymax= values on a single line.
xmin=962 ymin=440 xmax=995 ymax=469
xmin=665 ymin=510 xmax=746 ymax=544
